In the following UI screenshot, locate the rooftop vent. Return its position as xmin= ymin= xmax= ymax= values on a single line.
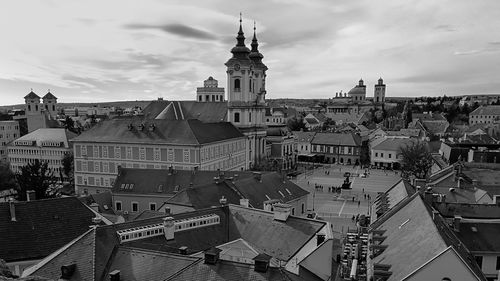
xmin=148 ymin=123 xmax=155 ymax=131
xmin=253 ymin=253 xmax=272 ymax=273
xmin=60 ymin=264 xmax=77 ymax=280
xmin=179 ymin=246 xmax=188 ymax=255
xmin=109 ymin=270 xmax=120 ymax=281
xmin=204 ymin=247 xmax=222 ymax=265
xmin=219 ymin=196 xmax=227 ymax=205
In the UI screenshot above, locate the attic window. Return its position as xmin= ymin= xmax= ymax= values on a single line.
xmin=285 ymin=188 xmax=292 ymax=195
xmin=278 ymin=191 xmax=285 ymax=198
xmin=121 ymin=184 xmax=125 ymax=189
xmin=471 ymin=226 xmax=477 ymax=232
xmin=157 ymin=184 xmax=163 ymax=193
xmin=174 ymin=185 xmax=179 ymax=192
xmin=265 ymin=195 xmax=271 ymax=200
xmin=129 ymin=184 xmax=134 ymax=189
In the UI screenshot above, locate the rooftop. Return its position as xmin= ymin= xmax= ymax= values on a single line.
xmin=71 ymin=118 xmax=244 ymax=145
xmin=470 ymin=105 xmax=500 ymax=116
xmin=456 ymin=222 xmax=500 ymax=253
xmin=142 ymin=100 xmax=228 ymax=122
xmin=0 ymin=197 xmax=97 ymax=262
xmin=372 ymin=138 xmax=417 ymax=151
xmin=10 ymin=128 xmax=77 ymax=148
xmin=311 ymin=132 xmax=362 ymax=146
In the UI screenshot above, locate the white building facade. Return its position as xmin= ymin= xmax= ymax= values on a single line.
xmin=0 ymin=120 xmax=20 ymax=160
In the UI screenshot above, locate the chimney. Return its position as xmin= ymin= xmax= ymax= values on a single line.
xmin=92 ymin=217 xmax=102 ymax=225
xmin=273 ymin=203 xmax=292 ymax=222
xmin=317 ymin=234 xmax=326 ymax=246
xmin=60 ymin=264 xmax=77 ymax=280
xmin=453 ymin=216 xmax=462 ymax=232
xmin=164 ymin=207 xmax=171 ymax=216
xmin=90 ymin=202 xmax=99 ymax=213
xmin=432 ymin=210 xmax=439 ymax=221
xmin=413 ymin=179 xmax=426 ymax=192
xmin=163 ymin=217 xmax=175 ymax=240
xmin=253 ymin=172 xmax=262 ymax=182
xmin=240 ymin=198 xmax=249 ymax=208
xmin=9 ymin=198 xmax=16 ymax=222
xmin=179 ymin=246 xmax=188 ymax=255
xmin=109 ymin=270 xmax=120 ymax=281
xmin=424 ymin=191 xmax=433 ymax=203
xmin=253 ymin=253 xmax=272 ymax=273
xmin=219 ymin=196 xmax=227 ymax=206
xmin=204 ymin=247 xmax=222 ymax=265
xmin=26 ymin=190 xmax=36 ymax=201
xmin=472 ymin=179 xmax=478 ymax=189
xmin=457 ymin=177 xmax=462 ymax=189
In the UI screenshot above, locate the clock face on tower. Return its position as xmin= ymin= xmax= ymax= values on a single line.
xmin=234 ymin=64 xmax=240 ymax=71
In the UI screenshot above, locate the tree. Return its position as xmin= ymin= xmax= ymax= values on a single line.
xmin=63 ymin=116 xmax=76 ymax=133
xmin=62 ymin=151 xmax=74 ymax=184
xmin=15 ymin=159 xmax=58 ymax=201
xmin=400 ymin=141 xmax=433 ymax=179
xmin=0 ymin=160 xmax=17 ymax=191
xmin=287 ymin=117 xmax=307 ymax=131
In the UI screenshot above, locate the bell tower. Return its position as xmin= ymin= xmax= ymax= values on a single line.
xmin=225 ymin=15 xmax=268 ymax=169
xmin=374 ymin=78 xmax=386 ymax=104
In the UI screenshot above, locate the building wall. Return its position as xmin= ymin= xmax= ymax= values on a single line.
xmin=73 ymin=138 xmax=247 ymax=195
xmin=311 ymin=144 xmax=361 ymax=164
xmin=112 ymin=193 xmax=173 ymax=214
xmin=473 ymin=253 xmax=500 ymax=278
xmin=469 ymin=113 xmax=500 ymax=125
xmin=371 ymin=148 xmax=401 ymax=167
xmin=8 ymin=146 xmax=69 ymax=174
xmin=0 ymin=121 xmax=20 ymax=159
xmin=7 ymin=259 xmax=41 ymax=277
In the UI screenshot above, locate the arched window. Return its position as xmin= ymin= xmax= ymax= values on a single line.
xmin=234 ymin=79 xmax=240 ymax=92
xmin=249 ymin=79 xmax=252 ymax=92
xmin=52 ymin=105 xmax=55 ymax=111
xmin=234 ymin=112 xmax=240 ymax=122
xmin=35 ymin=105 xmax=38 ymax=111
xmin=28 ymin=105 xmax=31 ymax=111
xmin=198 ymin=95 xmax=202 ymax=101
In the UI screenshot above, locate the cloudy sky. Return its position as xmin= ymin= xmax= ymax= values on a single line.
xmin=1 ymin=0 xmax=500 ymax=106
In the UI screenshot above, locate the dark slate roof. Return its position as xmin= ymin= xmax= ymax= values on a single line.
xmin=143 ymin=100 xmax=228 ymax=122
xmin=112 ymin=169 xmax=253 ymax=195
xmin=79 ymin=191 xmax=116 ymax=215
xmin=422 ymin=120 xmax=450 ymax=135
xmin=311 ymin=132 xmax=362 ymax=146
xmin=460 ymin=134 xmax=498 ymax=145
xmin=165 ymin=172 xmax=309 ymax=210
xmin=166 ymin=259 xmax=292 ymax=281
xmin=42 ymin=92 xmax=57 ymax=100
xmin=230 ymin=173 xmax=309 ymax=209
xmin=71 ymin=118 xmax=244 ymax=145
xmin=0 ymin=197 xmax=96 ymax=262
xmin=24 ymin=90 xmax=40 ymax=99
xmin=107 ymin=247 xmax=199 ymax=280
xmin=456 ymin=223 xmax=500 ymax=253
xmin=304 ymin=118 xmax=319 ymax=124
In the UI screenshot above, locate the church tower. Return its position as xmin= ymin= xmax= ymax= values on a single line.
xmin=374 ymin=78 xmax=386 ymax=104
xmin=24 ymin=89 xmax=46 ymax=132
xmin=226 ymin=16 xmax=268 ymax=169
xmin=42 ymin=90 xmax=58 ymax=117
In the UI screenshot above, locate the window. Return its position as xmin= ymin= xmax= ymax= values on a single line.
xmin=234 ymin=79 xmax=240 ymax=91
xmin=149 ymin=203 xmax=156 ymax=211
xmin=375 ymin=152 xmax=378 ymax=157
xmin=381 ymin=153 xmax=384 ymax=157
xmin=301 ymin=203 xmax=305 ymax=214
xmin=249 ymin=112 xmax=252 ymax=122
xmin=234 ymin=112 xmax=240 ymax=123
xmin=475 ymin=256 xmax=483 ymax=269
xmin=115 ymin=201 xmax=122 ymax=211
xmin=388 ymin=154 xmax=392 ymax=158
xmin=291 ymin=208 xmax=295 ymax=215
xmin=131 ymin=202 xmax=139 ymax=212
xmin=496 ymin=256 xmax=500 ymax=270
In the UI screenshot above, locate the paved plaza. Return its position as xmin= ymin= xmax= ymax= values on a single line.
xmin=292 ymin=163 xmax=401 ymax=233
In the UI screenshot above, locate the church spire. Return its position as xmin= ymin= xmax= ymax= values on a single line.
xmin=251 ymin=21 xmax=259 ymax=52
xmin=236 ymin=12 xmax=245 ymax=47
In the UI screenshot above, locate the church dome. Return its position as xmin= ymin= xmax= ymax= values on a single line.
xmin=348 ymin=86 xmax=365 ymax=96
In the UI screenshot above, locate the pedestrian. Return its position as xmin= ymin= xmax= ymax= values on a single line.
xmin=364 ymin=194 xmax=366 ymax=200
xmin=358 ymin=200 xmax=360 ymax=207
xmin=352 ymin=196 xmax=355 ymax=202
xmin=362 ymin=188 xmax=364 ymax=193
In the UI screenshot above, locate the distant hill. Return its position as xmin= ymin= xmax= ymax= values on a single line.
xmin=0 ymin=100 xmax=152 ymax=112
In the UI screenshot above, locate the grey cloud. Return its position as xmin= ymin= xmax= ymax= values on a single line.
xmin=435 ymin=24 xmax=456 ymax=32
xmin=125 ymin=23 xmax=217 ymax=40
